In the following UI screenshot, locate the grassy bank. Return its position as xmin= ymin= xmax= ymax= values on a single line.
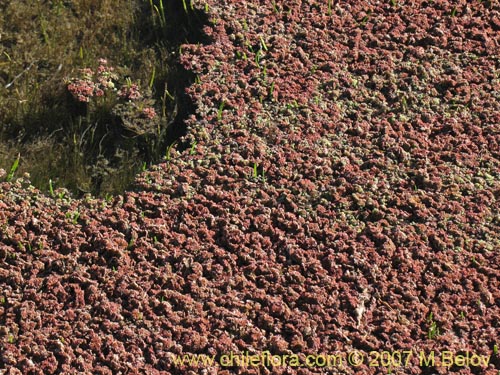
xmin=0 ymin=0 xmax=206 ymax=197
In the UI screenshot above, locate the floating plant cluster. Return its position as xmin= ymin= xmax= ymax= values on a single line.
xmin=0 ymin=0 xmax=499 ymax=374
xmin=66 ymin=58 xmax=159 ymax=136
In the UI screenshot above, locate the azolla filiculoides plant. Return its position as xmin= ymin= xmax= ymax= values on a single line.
xmin=65 ymin=58 xmax=158 ymax=135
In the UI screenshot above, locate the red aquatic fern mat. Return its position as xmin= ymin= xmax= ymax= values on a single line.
xmin=1 ymin=0 xmax=499 ymax=374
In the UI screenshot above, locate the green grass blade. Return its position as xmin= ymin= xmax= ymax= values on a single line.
xmin=6 ymin=153 xmax=20 ymax=182
xmin=49 ymin=179 xmax=55 ymax=197
xmin=149 ymin=66 xmax=156 ymax=89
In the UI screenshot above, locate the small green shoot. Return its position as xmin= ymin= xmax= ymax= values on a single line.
xmin=390 ymin=0 xmax=398 ymax=6
xmin=125 ymin=76 xmax=133 ymax=88
xmin=128 ymin=238 xmax=135 ymax=250
xmin=158 ymin=0 xmax=167 ymax=28
xmin=165 ymin=142 xmax=175 ymax=161
xmin=272 ymin=1 xmax=279 ymax=13
xmin=39 ymin=16 xmax=50 ymax=46
xmin=358 ymin=9 xmax=372 ymax=27
xmin=66 ymin=211 xmax=80 ymax=225
xmin=164 ymin=87 xmax=175 ymax=101
xmin=6 ymin=153 xmax=20 ymax=182
xmin=259 ymin=36 xmax=268 ymax=51
xmin=189 ymin=141 xmax=197 ymax=155
xmin=493 ymin=344 xmax=498 ymax=355
xmin=427 ymin=313 xmax=440 ymax=340
xmin=160 ymin=88 xmax=168 ymax=118
xmin=328 ymin=0 xmax=333 ymax=15
xmin=401 ymin=96 xmax=408 ymax=112
xmin=269 ymin=81 xmax=275 ymax=99
xmin=251 ymin=162 xmax=266 ymax=182
xmin=245 ymin=39 xmax=254 ymax=53
xmin=0 ymin=296 xmax=5 ymax=304
xmin=217 ymin=101 xmax=225 ymax=122
xmin=149 ymin=66 xmax=156 ymax=89
xmin=450 ymin=6 xmax=457 ymax=17
xmin=182 ymin=0 xmax=194 ymax=13
xmin=235 ymin=50 xmax=248 ymax=60
xmin=255 ymin=49 xmax=261 ymax=68
xmin=286 ymin=100 xmax=299 ymax=110
xmin=49 ymin=179 xmax=55 ymax=197
xmin=150 ymin=0 xmax=166 ymax=28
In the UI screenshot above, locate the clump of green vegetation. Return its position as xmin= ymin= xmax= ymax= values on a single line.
xmin=426 ymin=312 xmax=441 ymax=340
xmin=0 ymin=0 xmax=208 ymax=197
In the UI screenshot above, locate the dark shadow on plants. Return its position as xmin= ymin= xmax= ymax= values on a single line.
xmin=0 ymin=0 xmax=212 ymax=197
xmin=135 ymin=0 xmax=213 ymax=154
